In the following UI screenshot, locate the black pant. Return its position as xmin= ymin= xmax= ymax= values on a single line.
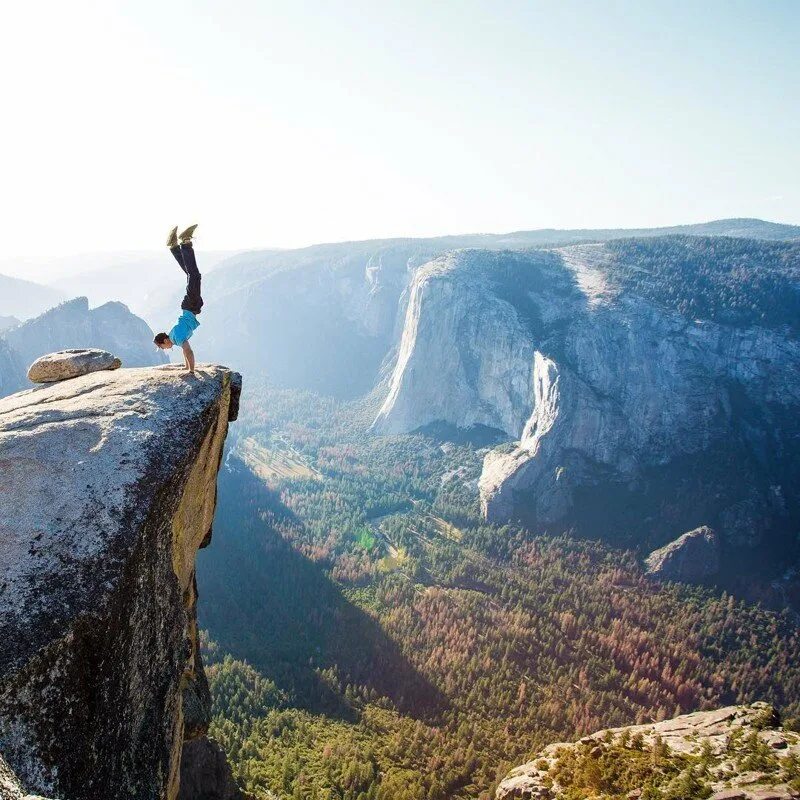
xmin=171 ymin=243 xmax=204 ymax=315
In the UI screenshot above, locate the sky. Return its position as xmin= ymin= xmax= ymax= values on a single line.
xmin=1 ymin=0 xmax=798 ymax=271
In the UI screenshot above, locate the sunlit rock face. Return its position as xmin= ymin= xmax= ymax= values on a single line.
xmin=0 ymin=364 xmax=240 ymax=800
xmin=373 ymin=252 xmax=541 ymax=436
xmin=374 ymin=244 xmax=800 ymax=554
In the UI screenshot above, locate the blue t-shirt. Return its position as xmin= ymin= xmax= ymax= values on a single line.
xmin=169 ymin=310 xmax=200 ymax=346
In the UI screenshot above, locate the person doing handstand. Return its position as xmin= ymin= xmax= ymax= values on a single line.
xmin=154 ymin=224 xmax=203 ymax=372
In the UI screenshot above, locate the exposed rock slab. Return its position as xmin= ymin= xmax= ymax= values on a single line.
xmin=26 ymin=348 xmax=121 ymax=383
xmin=0 ymin=364 xmax=240 ymax=800
xmin=496 ymin=703 xmax=800 ymax=800
xmin=645 ymin=525 xmax=721 ymax=582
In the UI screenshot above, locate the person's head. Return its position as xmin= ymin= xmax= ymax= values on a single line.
xmin=154 ymin=332 xmax=173 ymax=350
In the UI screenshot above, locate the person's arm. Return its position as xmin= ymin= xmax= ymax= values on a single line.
xmin=182 ymin=341 xmax=195 ymax=373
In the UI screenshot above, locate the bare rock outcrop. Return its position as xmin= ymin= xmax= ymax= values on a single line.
xmin=496 ymin=703 xmax=800 ymax=800
xmin=26 ymin=348 xmax=121 ymax=383
xmin=0 ymin=364 xmax=241 ymax=800
xmin=645 ymin=525 xmax=721 ymax=582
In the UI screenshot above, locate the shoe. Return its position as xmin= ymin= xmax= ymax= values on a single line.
xmin=179 ymin=224 xmax=198 ymax=244
xmin=166 ymin=226 xmax=179 ymax=249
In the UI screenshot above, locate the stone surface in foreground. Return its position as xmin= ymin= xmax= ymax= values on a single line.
xmin=0 ymin=364 xmax=241 ymax=800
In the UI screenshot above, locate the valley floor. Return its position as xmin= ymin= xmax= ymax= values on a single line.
xmin=197 ymin=384 xmax=800 ymax=800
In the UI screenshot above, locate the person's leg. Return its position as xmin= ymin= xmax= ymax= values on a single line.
xmin=179 ymin=243 xmax=204 ymax=314
xmin=171 ymin=245 xmax=188 ymax=275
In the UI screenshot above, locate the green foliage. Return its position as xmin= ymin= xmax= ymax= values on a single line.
xmin=551 ymin=736 xmax=690 ymax=799
xmin=751 ymin=704 xmax=780 ymax=730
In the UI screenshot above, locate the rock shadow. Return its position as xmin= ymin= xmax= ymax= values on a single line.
xmin=196 ymin=452 xmax=447 ymax=723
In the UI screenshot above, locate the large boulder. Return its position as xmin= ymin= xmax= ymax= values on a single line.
xmin=0 ymin=364 xmax=240 ymax=800
xmin=645 ymin=525 xmax=721 ymax=582
xmin=27 ymin=348 xmax=121 ymax=383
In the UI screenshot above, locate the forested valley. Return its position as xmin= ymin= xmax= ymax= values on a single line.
xmin=196 ymin=383 xmax=800 ymax=800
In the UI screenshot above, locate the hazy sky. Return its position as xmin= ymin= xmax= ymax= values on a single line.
xmin=1 ymin=0 xmax=798 ymax=267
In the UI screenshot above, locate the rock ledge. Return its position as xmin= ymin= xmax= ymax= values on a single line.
xmin=0 ymin=364 xmax=241 ymax=800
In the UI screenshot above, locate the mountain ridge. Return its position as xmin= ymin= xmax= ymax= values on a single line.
xmin=0 ymin=296 xmax=166 ymax=396
xmin=193 ymin=219 xmax=799 ymax=399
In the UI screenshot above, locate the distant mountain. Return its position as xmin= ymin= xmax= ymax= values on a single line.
xmin=0 ymin=340 xmax=22 ymax=397
xmin=47 ymin=250 xmax=238 ymax=323
xmin=373 ymin=236 xmax=800 ymax=585
xmin=194 ymin=218 xmax=799 ymax=397
xmin=0 ymin=273 xmax=64 ymax=320
xmin=0 ymin=316 xmax=19 ymax=334
xmin=0 ymin=297 xmax=166 ymax=396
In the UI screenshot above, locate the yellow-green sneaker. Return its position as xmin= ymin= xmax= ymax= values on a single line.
xmin=179 ymin=224 xmax=198 ymax=244
xmin=166 ymin=225 xmax=179 ymax=249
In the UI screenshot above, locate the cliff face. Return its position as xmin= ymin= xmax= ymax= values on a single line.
xmin=0 ymin=364 xmax=241 ymax=800
xmin=373 ymin=253 xmax=538 ymax=436
xmin=0 ymin=297 xmax=166 ymax=396
xmin=374 ymin=245 xmax=800 ymax=555
xmin=190 ymin=220 xmax=794 ymax=399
